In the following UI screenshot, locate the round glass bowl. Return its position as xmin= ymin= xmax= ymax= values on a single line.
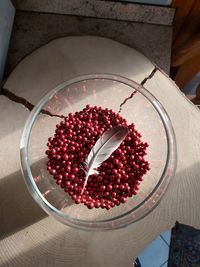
xmin=20 ymin=74 xmax=177 ymax=230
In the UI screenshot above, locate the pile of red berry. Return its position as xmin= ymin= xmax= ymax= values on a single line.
xmin=46 ymin=105 xmax=150 ymax=210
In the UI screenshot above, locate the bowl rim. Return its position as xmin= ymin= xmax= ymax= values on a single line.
xmin=20 ymin=73 xmax=177 ymax=230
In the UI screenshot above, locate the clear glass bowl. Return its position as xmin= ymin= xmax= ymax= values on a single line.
xmin=20 ymin=74 xmax=177 ymax=230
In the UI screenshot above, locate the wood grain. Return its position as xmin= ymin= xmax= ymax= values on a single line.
xmin=172 ymin=0 xmax=196 ymax=43
xmin=174 ymin=54 xmax=200 ymax=88
xmin=1 ymin=37 xmax=200 ymax=267
xmin=171 ymin=0 xmax=200 ymax=93
xmin=172 ymin=0 xmax=200 ymax=51
xmin=172 ymin=33 xmax=200 ymax=67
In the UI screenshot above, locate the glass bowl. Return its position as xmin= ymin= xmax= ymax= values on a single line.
xmin=20 ymin=74 xmax=177 ymax=230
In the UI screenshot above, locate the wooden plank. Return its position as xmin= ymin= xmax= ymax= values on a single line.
xmin=172 ymin=0 xmax=196 ymax=43
xmin=174 ymin=54 xmax=200 ymax=89
xmin=172 ymin=0 xmax=200 ymax=51
xmin=172 ymin=33 xmax=200 ymax=67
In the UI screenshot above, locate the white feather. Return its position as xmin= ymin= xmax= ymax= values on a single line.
xmin=81 ymin=125 xmax=129 ymax=193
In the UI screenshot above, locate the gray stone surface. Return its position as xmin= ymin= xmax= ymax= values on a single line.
xmin=12 ymin=0 xmax=175 ymax=26
xmin=5 ymin=11 xmax=172 ymax=77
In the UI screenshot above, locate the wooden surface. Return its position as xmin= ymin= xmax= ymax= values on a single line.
xmin=1 ymin=36 xmax=200 ymax=267
xmin=172 ymin=0 xmax=200 ymax=51
xmin=171 ymin=0 xmax=200 ymax=97
xmin=172 ymin=0 xmax=197 ymax=45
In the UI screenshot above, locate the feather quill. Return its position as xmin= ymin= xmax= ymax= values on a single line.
xmin=81 ymin=125 xmax=129 ymax=193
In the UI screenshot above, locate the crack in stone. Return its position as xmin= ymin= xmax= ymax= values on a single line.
xmin=2 ymin=67 xmax=158 ymax=118
xmin=118 ymin=66 xmax=158 ymax=113
xmin=140 ymin=66 xmax=158 ymax=86
xmin=1 ymin=88 xmax=65 ymax=119
xmin=118 ymin=90 xmax=137 ymax=114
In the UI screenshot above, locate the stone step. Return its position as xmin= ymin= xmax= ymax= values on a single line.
xmin=12 ymin=0 xmax=175 ymax=26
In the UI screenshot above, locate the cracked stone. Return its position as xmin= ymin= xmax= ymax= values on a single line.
xmin=2 ymin=66 xmax=158 ymax=119
xmin=118 ymin=66 xmax=158 ymax=113
xmin=4 ymin=36 xmax=155 ymax=104
xmin=1 ymin=88 xmax=65 ymax=119
xmin=141 ymin=66 xmax=158 ymax=86
xmin=118 ymin=91 xmax=137 ymax=114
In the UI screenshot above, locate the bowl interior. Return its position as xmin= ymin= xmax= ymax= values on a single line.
xmin=21 ymin=75 xmax=175 ymax=229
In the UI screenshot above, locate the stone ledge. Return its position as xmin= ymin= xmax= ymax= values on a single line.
xmin=12 ymin=0 xmax=175 ymax=26
xmin=5 ymin=12 xmax=172 ymax=77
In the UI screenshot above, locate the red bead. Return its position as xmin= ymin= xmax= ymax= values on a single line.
xmin=101 ymin=202 xmax=106 ymax=209
xmin=72 ymin=167 xmax=79 ymax=174
xmin=63 ymin=154 xmax=68 ymax=161
xmin=120 ymin=196 xmax=127 ymax=203
xmin=66 ymin=166 xmax=71 ymax=172
xmin=69 ymin=154 xmax=74 ymax=160
xmin=69 ymin=174 xmax=75 ymax=180
xmin=116 ymin=173 xmax=121 ymax=179
xmin=97 ymin=176 xmax=103 ymax=182
xmin=46 ymin=104 xmax=150 ymax=210
xmin=100 ymin=185 xmax=106 ymax=191
xmin=51 ymin=149 xmax=56 ymax=155
xmin=111 ymin=192 xmax=117 ymax=198
xmin=119 ymin=184 xmax=125 ymax=191
xmin=112 ymin=169 xmax=118 ymax=175
xmin=107 ymin=184 xmax=113 ymax=191
xmin=50 ymin=169 xmax=56 ymax=175
xmin=110 ymin=202 xmax=115 ymax=208
xmin=87 ymin=202 xmax=94 ymax=209
xmin=95 ymin=201 xmax=101 ymax=208
xmin=114 ymin=184 xmax=119 ymax=190
xmin=116 ymin=179 xmax=121 ymax=185
xmin=113 ymin=198 xmax=120 ymax=205
xmin=104 ymin=192 xmax=109 ymax=197
xmin=75 ymin=198 xmax=81 ymax=204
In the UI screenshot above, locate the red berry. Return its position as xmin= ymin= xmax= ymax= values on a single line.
xmin=100 ymin=185 xmax=106 ymax=192
xmin=107 ymin=184 xmax=113 ymax=191
xmin=120 ymin=196 xmax=127 ymax=203
xmin=95 ymin=201 xmax=101 ymax=208
xmin=46 ymin=105 xmax=150 ymax=210
xmin=87 ymin=202 xmax=95 ymax=209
